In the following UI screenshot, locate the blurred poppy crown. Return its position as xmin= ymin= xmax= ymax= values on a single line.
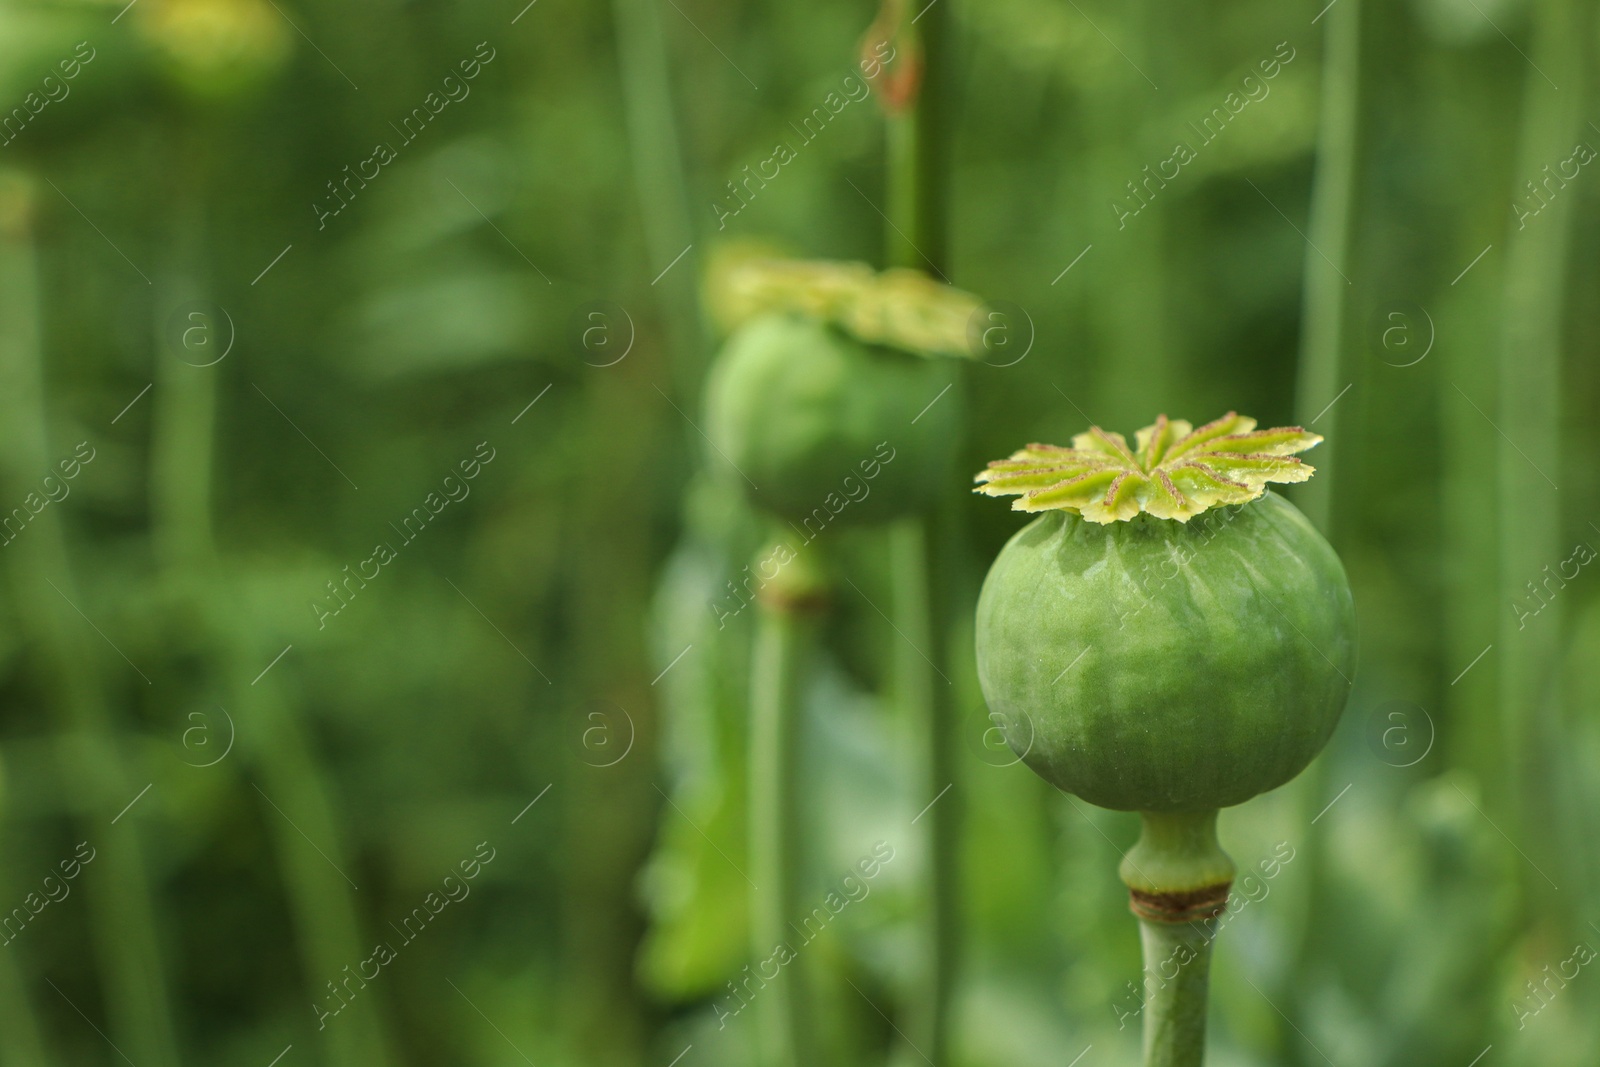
xmin=706 ymin=251 xmax=984 ymax=359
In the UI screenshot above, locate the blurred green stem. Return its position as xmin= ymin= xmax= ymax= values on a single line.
xmin=234 ymin=659 xmax=402 ymax=1067
xmin=1282 ymin=7 xmax=1361 ymax=1053
xmin=883 ymin=3 xmax=959 ymax=1062
xmin=0 ymin=818 xmax=56 ymax=1066
xmin=561 ymin=375 xmax=662 ymax=1067
xmin=150 ymin=313 xmax=216 ymax=575
xmin=0 ymin=178 xmax=181 ymax=1067
xmin=611 ymin=0 xmax=705 ymax=387
xmin=1292 ymin=0 xmax=1361 ymax=533
xmin=888 ymin=518 xmax=958 ymax=1066
xmin=151 ymin=148 xmax=398 ymax=1066
xmin=1495 ymin=0 xmax=1584 ymax=903
xmin=1090 ymin=0 xmax=1175 ymax=424
xmin=748 ymin=542 xmax=824 ymax=1067
xmin=882 ymin=0 xmax=950 ymax=271
xmin=886 ymin=110 xmax=921 ymax=268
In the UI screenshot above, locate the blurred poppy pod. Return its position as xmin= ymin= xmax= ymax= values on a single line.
xmin=702 ymin=255 xmax=982 ymax=526
xmin=703 ymin=313 xmax=959 ymax=525
xmin=135 ymin=0 xmax=291 ymax=100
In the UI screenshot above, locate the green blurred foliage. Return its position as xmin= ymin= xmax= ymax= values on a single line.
xmin=0 ymin=0 xmax=1594 ymax=1064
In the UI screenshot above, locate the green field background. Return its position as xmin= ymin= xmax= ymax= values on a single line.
xmin=0 ymin=0 xmax=1596 ymax=1064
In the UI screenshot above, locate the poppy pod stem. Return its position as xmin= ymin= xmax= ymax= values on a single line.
xmin=748 ymin=540 xmax=828 ymax=1067
xmin=888 ymin=517 xmax=959 ymax=1065
xmin=1120 ymin=811 xmax=1233 ymax=1067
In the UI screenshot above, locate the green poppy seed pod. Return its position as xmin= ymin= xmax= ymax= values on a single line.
xmin=974 ymin=414 xmax=1356 ymax=814
xmin=703 ymin=313 xmax=959 ymax=525
xmin=978 ymin=492 xmax=1355 ymax=811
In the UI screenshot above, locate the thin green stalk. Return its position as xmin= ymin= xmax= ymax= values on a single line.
xmin=150 ymin=149 xmax=398 ymax=1065
xmin=1089 ymin=0 xmax=1176 ymax=425
xmin=748 ymin=542 xmax=824 ymax=1067
xmin=1282 ymin=3 xmax=1361 ymax=1050
xmin=911 ymin=0 xmax=952 ymax=270
xmin=885 ymin=111 xmax=921 ymax=270
xmin=882 ymin=3 xmax=959 ymax=1061
xmin=0 ymin=176 xmax=182 ymax=1067
xmin=1119 ymin=811 xmax=1233 ymax=1067
xmin=0 ymin=819 xmax=58 ymax=1067
xmin=559 ymin=369 xmax=663 ymax=1067
xmin=881 ymin=0 xmax=951 ymax=271
xmin=1495 ymin=0 xmax=1585 ymax=907
xmin=235 ymin=659 xmax=401 ymax=1067
xmin=887 ymin=518 xmax=957 ymax=1067
xmin=150 ymin=314 xmax=216 ymax=576
xmin=924 ymin=506 xmax=962 ymax=1067
xmin=1292 ymin=0 xmax=1361 ymax=534
xmin=887 ymin=524 xmax=932 ymax=747
xmin=610 ymin=0 xmax=705 ymax=388
xmin=1436 ymin=42 xmax=1508 ymax=797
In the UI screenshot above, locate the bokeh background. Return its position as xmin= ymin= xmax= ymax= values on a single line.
xmin=0 ymin=0 xmax=1597 ymax=1064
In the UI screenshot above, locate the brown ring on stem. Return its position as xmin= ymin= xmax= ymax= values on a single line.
xmin=1128 ymin=881 xmax=1232 ymax=924
xmin=757 ymin=584 xmax=832 ymax=617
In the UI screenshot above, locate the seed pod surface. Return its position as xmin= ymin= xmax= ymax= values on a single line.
xmin=976 ymin=492 xmax=1355 ymax=811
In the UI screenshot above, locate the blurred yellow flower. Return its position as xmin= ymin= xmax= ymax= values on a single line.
xmin=136 ymin=0 xmax=291 ymax=97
